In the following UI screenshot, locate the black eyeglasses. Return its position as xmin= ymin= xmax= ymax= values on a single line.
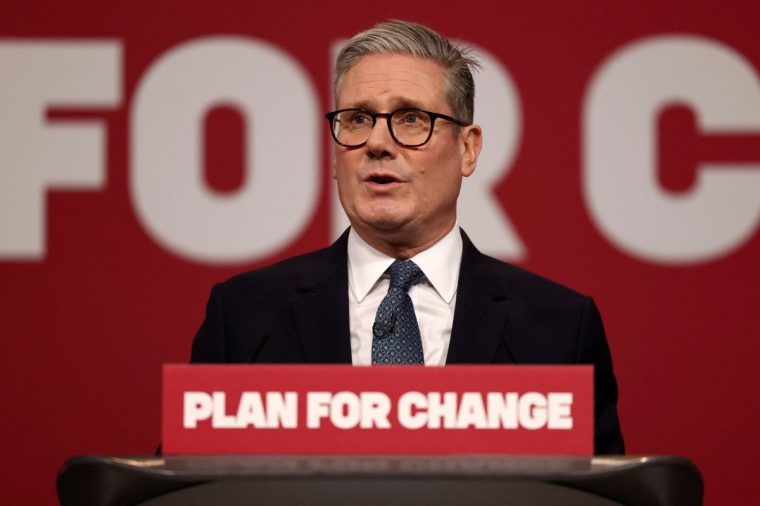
xmin=325 ymin=108 xmax=470 ymax=148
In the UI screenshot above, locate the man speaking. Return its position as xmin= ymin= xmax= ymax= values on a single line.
xmin=191 ymin=20 xmax=624 ymax=454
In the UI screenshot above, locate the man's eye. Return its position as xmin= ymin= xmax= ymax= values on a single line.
xmin=395 ymin=110 xmax=428 ymax=126
xmin=401 ymin=112 xmax=420 ymax=123
xmin=348 ymin=113 xmax=370 ymax=125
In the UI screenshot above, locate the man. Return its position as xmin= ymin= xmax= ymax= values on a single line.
xmin=191 ymin=20 xmax=624 ymax=454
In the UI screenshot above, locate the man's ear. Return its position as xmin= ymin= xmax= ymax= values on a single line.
xmin=331 ymin=154 xmax=338 ymax=179
xmin=460 ymin=124 xmax=482 ymax=177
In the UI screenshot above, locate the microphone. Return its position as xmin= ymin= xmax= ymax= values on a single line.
xmin=372 ymin=313 xmax=397 ymax=339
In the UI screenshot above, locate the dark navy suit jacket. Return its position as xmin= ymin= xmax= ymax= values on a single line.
xmin=191 ymin=229 xmax=624 ymax=454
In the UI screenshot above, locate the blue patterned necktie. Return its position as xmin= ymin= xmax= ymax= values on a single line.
xmin=372 ymin=259 xmax=425 ymax=365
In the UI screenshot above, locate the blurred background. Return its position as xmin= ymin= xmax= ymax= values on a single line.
xmin=1 ymin=1 xmax=759 ymax=504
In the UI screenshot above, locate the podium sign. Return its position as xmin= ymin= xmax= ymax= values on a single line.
xmin=162 ymin=364 xmax=593 ymax=455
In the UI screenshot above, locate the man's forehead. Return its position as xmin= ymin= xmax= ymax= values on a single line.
xmin=337 ymin=54 xmax=447 ymax=109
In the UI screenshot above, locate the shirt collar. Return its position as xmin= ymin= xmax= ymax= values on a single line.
xmin=347 ymin=224 xmax=463 ymax=304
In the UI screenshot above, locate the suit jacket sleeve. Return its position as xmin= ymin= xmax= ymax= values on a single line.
xmin=191 ymin=283 xmax=226 ymax=363
xmin=190 ymin=281 xmax=276 ymax=363
xmin=578 ymin=297 xmax=624 ymax=454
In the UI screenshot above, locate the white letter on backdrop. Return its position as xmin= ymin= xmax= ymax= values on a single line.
xmin=0 ymin=41 xmax=121 ymax=259
xmin=131 ymin=37 xmax=319 ymax=264
xmin=458 ymin=44 xmax=525 ymax=260
xmin=584 ymin=35 xmax=760 ymax=264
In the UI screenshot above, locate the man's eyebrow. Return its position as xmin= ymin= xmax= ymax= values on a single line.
xmin=390 ymin=97 xmax=425 ymax=110
xmin=344 ymin=97 xmax=426 ymax=111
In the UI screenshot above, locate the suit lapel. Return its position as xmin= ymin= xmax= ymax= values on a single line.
xmin=289 ymin=231 xmax=353 ymax=364
xmin=446 ymin=231 xmax=513 ymax=364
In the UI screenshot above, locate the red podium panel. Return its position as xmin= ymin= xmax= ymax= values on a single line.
xmin=163 ymin=364 xmax=593 ymax=455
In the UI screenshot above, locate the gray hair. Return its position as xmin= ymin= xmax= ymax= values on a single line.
xmin=334 ymin=20 xmax=480 ymax=123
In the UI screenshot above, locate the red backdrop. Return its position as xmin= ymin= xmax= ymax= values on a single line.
xmin=2 ymin=1 xmax=759 ymax=504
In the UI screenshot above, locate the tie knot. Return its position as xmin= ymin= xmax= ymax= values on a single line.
xmin=388 ymin=259 xmax=424 ymax=292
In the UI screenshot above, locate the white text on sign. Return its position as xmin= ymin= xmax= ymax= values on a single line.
xmin=183 ymin=391 xmax=573 ymax=430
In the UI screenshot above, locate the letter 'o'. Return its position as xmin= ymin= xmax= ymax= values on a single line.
xmin=131 ymin=36 xmax=320 ymax=264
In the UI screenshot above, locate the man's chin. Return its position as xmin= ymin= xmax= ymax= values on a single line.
xmin=352 ymin=213 xmax=412 ymax=235
xmin=369 ymin=218 xmax=407 ymax=231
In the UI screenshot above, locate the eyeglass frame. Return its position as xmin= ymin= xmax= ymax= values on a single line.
xmin=324 ymin=108 xmax=471 ymax=148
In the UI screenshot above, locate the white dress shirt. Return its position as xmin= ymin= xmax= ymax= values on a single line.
xmin=347 ymin=225 xmax=463 ymax=366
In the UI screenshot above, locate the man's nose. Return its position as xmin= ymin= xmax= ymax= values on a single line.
xmin=364 ymin=116 xmax=396 ymax=156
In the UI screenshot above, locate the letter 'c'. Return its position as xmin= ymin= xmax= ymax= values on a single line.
xmin=584 ymin=35 xmax=760 ymax=264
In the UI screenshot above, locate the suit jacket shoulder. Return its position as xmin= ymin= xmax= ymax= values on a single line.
xmin=191 ymin=231 xmax=351 ymax=365
xmin=452 ymin=231 xmax=596 ymax=365
xmin=454 ymin=231 xmax=624 ymax=454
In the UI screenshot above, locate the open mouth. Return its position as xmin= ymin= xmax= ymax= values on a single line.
xmin=368 ymin=175 xmax=399 ymax=185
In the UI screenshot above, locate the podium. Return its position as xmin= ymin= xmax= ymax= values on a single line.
xmin=57 ymin=455 xmax=702 ymax=506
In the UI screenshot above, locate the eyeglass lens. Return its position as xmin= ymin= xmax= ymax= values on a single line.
xmin=332 ymin=109 xmax=433 ymax=147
